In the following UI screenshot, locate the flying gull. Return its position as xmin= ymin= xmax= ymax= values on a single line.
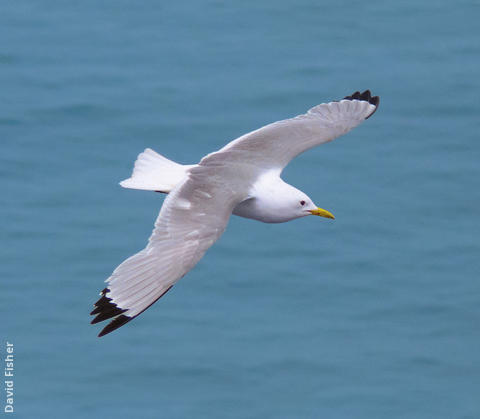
xmin=91 ymin=90 xmax=380 ymax=337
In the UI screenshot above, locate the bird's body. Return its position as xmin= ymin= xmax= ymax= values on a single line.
xmin=91 ymin=90 xmax=379 ymax=336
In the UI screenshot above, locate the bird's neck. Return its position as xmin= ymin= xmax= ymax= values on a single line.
xmin=232 ymin=173 xmax=300 ymax=223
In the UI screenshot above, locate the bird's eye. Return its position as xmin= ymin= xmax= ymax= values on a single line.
xmin=300 ymin=200 xmax=306 ymax=206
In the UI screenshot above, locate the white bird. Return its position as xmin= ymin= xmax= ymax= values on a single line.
xmin=91 ymin=90 xmax=379 ymax=337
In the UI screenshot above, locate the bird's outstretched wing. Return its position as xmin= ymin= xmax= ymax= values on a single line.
xmin=202 ymin=90 xmax=379 ymax=173
xmin=91 ymin=165 xmax=245 ymax=337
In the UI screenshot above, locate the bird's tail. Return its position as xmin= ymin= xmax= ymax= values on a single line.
xmin=120 ymin=148 xmax=194 ymax=193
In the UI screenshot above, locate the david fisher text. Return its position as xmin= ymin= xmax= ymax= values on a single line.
xmin=4 ymin=342 xmax=13 ymax=413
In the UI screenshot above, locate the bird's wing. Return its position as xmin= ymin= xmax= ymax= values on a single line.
xmin=202 ymin=90 xmax=379 ymax=173
xmin=91 ymin=164 xmax=245 ymax=336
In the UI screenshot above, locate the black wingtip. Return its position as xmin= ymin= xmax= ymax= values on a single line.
xmin=90 ymin=288 xmax=127 ymax=324
xmin=98 ymin=314 xmax=133 ymax=337
xmin=343 ymin=89 xmax=380 ymax=119
xmin=91 ymin=285 xmax=175 ymax=337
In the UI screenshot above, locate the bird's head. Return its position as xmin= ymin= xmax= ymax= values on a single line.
xmin=290 ymin=190 xmax=335 ymax=221
xmin=268 ymin=184 xmax=335 ymax=222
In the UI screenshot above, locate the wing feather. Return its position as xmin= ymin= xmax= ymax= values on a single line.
xmin=202 ymin=90 xmax=379 ymax=172
xmin=91 ymin=165 xmax=247 ymax=336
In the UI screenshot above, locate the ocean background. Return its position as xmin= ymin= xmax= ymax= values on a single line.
xmin=2 ymin=1 xmax=479 ymax=418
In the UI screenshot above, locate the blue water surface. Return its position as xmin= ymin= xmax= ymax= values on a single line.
xmin=1 ymin=1 xmax=479 ymax=418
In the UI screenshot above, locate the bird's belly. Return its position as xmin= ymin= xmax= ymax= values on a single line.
xmin=232 ymin=199 xmax=291 ymax=223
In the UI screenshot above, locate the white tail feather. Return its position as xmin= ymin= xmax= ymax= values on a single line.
xmin=120 ymin=148 xmax=193 ymax=192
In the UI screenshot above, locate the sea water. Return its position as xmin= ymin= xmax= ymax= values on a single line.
xmin=1 ymin=1 xmax=479 ymax=418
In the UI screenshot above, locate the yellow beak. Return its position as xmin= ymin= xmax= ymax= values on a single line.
xmin=308 ymin=207 xmax=335 ymax=219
